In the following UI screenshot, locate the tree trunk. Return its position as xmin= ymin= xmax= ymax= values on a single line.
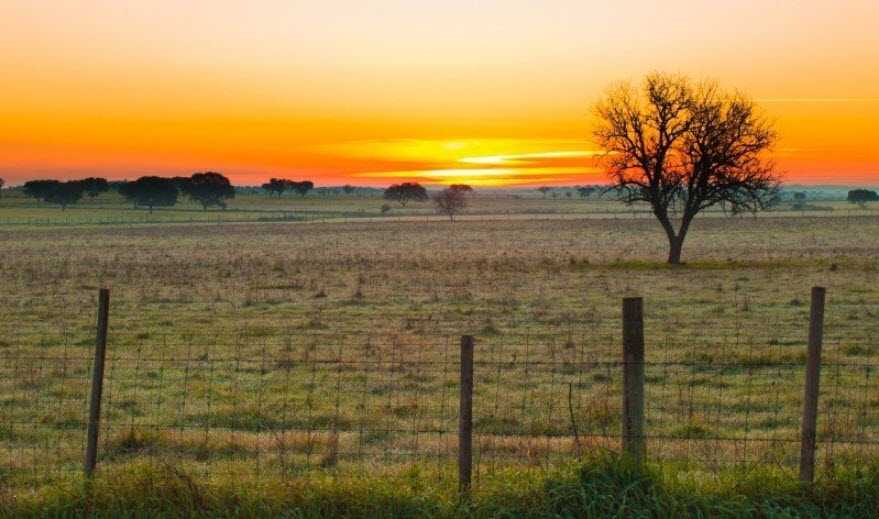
xmin=666 ymin=213 xmax=694 ymax=265
xmin=667 ymin=236 xmax=684 ymax=264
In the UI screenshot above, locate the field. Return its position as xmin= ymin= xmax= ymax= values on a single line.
xmin=1 ymin=191 xmax=879 ymax=515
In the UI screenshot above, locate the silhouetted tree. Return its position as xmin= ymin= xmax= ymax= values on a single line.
xmin=384 ymin=182 xmax=428 ymax=207
xmin=537 ymin=186 xmax=552 ymax=198
xmin=79 ymin=177 xmax=110 ymax=198
xmin=119 ymin=176 xmax=179 ymax=213
xmin=577 ymin=186 xmax=597 ymax=198
xmin=183 ymin=172 xmax=235 ymax=210
xmin=41 ymin=181 xmax=85 ymax=210
xmin=847 ymin=189 xmax=879 ymax=207
xmin=261 ymin=178 xmax=288 ymax=197
xmin=594 ymin=73 xmax=779 ymax=264
xmin=171 ymin=176 xmax=193 ymax=193
xmin=23 ymin=180 xmax=59 ymax=201
xmin=432 ymin=187 xmax=468 ymax=222
xmin=449 ymin=184 xmax=473 ymax=193
xmin=342 ymin=184 xmax=356 ymax=194
xmin=290 ymin=180 xmax=314 ymax=196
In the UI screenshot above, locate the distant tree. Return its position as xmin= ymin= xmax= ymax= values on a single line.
xmin=171 ymin=176 xmax=193 ymax=193
xmin=577 ymin=186 xmax=597 ymax=198
xmin=384 ymin=182 xmax=428 ymax=207
xmin=791 ymin=191 xmax=807 ymax=210
xmin=594 ymin=73 xmax=779 ymax=264
xmin=449 ymin=184 xmax=473 ymax=193
xmin=537 ymin=186 xmax=552 ymax=198
xmin=119 ymin=176 xmax=179 ymax=213
xmin=342 ymin=184 xmax=356 ymax=194
xmin=23 ymin=180 xmax=59 ymax=201
xmin=79 ymin=177 xmax=110 ymax=198
xmin=261 ymin=178 xmax=288 ymax=197
xmin=42 ymin=181 xmax=85 ymax=210
xmin=290 ymin=180 xmax=314 ymax=197
xmin=847 ymin=189 xmax=879 ymax=207
xmin=432 ymin=187 xmax=468 ymax=222
xmin=183 ymin=172 xmax=235 ymax=210
xmin=0 ymin=177 xmax=4 ymax=198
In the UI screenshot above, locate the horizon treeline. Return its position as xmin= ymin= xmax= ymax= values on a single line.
xmin=19 ymin=173 xmax=238 ymax=212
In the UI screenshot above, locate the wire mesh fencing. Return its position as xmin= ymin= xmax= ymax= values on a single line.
xmin=1 ymin=287 xmax=878 ymax=492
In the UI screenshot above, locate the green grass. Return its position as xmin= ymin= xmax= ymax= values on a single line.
xmin=4 ymin=454 xmax=879 ymax=518
xmin=1 ymin=194 xmax=878 ymax=514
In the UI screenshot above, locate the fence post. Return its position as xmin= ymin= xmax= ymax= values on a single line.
xmin=799 ymin=286 xmax=825 ymax=484
xmin=459 ymin=335 xmax=474 ymax=498
xmin=85 ymin=288 xmax=110 ymax=477
xmin=622 ymin=297 xmax=645 ymax=462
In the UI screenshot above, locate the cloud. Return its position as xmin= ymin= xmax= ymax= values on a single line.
xmin=324 ymin=138 xmax=605 ymax=186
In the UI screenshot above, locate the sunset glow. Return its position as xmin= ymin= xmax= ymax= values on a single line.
xmin=1 ymin=1 xmax=878 ymax=186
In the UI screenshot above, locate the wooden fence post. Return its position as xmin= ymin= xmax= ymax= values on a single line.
xmin=459 ymin=335 xmax=474 ymax=498
xmin=622 ymin=297 xmax=645 ymax=462
xmin=799 ymin=286 xmax=826 ymax=484
xmin=85 ymin=288 xmax=110 ymax=477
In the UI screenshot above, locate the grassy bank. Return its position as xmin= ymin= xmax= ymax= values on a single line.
xmin=4 ymin=454 xmax=879 ymax=518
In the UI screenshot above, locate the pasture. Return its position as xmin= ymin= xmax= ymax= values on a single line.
xmin=1 ymin=192 xmax=879 ymax=514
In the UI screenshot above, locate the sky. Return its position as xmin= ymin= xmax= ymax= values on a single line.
xmin=1 ymin=0 xmax=878 ymax=187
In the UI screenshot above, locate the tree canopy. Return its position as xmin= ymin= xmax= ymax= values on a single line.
xmin=261 ymin=178 xmax=287 ymax=196
xmin=260 ymin=178 xmax=314 ymax=197
xmin=23 ymin=180 xmax=59 ymax=200
xmin=79 ymin=177 xmax=110 ymax=198
xmin=290 ymin=180 xmax=314 ymax=196
xmin=22 ymin=180 xmax=85 ymax=209
xmin=183 ymin=172 xmax=235 ymax=209
xmin=847 ymin=189 xmax=879 ymax=206
xmin=44 ymin=181 xmax=85 ymax=209
xmin=119 ymin=176 xmax=179 ymax=213
xmin=384 ymin=183 xmax=428 ymax=207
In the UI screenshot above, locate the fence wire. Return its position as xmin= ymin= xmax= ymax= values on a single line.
xmin=1 ymin=297 xmax=878 ymax=490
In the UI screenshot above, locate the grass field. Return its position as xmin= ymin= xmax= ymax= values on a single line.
xmin=1 ymin=192 xmax=878 ymax=515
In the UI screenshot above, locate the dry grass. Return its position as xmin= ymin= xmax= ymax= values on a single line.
xmin=0 ymin=198 xmax=878 ymax=491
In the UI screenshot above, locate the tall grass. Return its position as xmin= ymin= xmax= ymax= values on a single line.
xmin=5 ymin=454 xmax=879 ymax=518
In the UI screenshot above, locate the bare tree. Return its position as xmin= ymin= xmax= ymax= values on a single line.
xmin=432 ymin=187 xmax=468 ymax=222
xmin=594 ymin=73 xmax=779 ymax=264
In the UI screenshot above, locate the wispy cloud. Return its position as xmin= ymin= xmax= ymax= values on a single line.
xmin=320 ymin=138 xmax=604 ymax=186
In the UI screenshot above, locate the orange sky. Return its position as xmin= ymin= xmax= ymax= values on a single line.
xmin=1 ymin=1 xmax=878 ymax=187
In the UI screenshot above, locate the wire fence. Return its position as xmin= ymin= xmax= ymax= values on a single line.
xmin=1 ymin=288 xmax=878 ymax=492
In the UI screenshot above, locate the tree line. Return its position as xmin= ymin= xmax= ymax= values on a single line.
xmin=22 ymin=173 xmax=235 ymax=212
xmin=260 ymin=178 xmax=315 ymax=197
